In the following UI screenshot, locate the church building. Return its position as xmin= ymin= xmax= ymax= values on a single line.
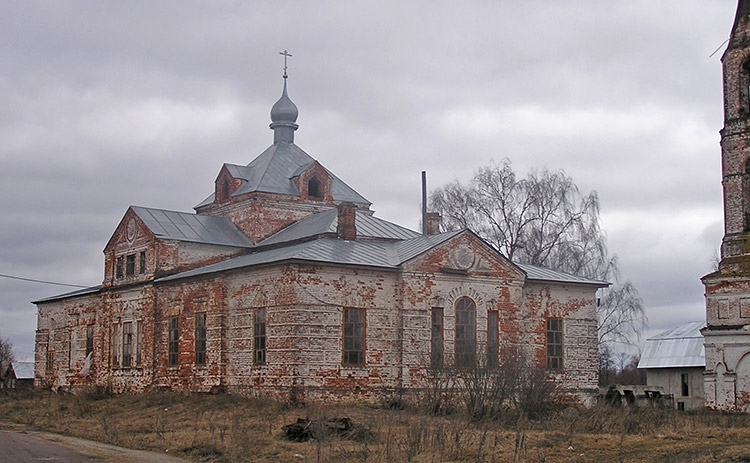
xmin=703 ymin=0 xmax=750 ymax=412
xmin=34 ymin=67 xmax=605 ymax=403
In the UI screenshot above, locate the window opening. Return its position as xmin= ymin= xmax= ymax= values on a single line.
xmin=343 ymin=308 xmax=365 ymax=365
xmin=112 ymin=323 xmax=120 ymax=367
xmin=86 ymin=324 xmax=94 ymax=357
xmin=546 ymin=318 xmax=563 ymax=369
xmin=126 ymin=254 xmax=135 ymax=276
xmin=253 ymin=308 xmax=266 ymax=364
xmin=681 ymin=373 xmax=689 ymax=397
xmin=308 ymin=177 xmax=321 ymax=199
xmin=68 ymin=329 xmax=75 ymax=369
xmin=195 ymin=313 xmax=206 ymax=365
xmin=116 ymin=257 xmax=123 ymax=279
xmin=139 ymin=251 xmax=146 ymax=274
xmin=168 ymin=317 xmax=179 ymax=367
xmin=431 ymin=307 xmax=444 ymax=369
xmin=122 ymin=322 xmax=132 ymax=367
xmin=136 ymin=321 xmax=142 ymax=366
xmin=455 ymin=297 xmax=476 ymax=368
xmin=487 ymin=311 xmax=499 ymax=368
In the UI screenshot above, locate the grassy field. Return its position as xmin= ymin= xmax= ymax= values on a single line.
xmin=2 ymin=390 xmax=750 ymax=462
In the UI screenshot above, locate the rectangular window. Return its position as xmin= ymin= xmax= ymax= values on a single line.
xmin=681 ymin=373 xmax=689 ymax=397
xmin=487 ymin=311 xmax=499 ymax=368
xmin=168 ymin=317 xmax=179 ymax=367
xmin=116 ymin=257 xmax=123 ymax=279
xmin=546 ymin=318 xmax=563 ymax=370
xmin=139 ymin=251 xmax=146 ymax=274
xmin=136 ymin=321 xmax=142 ymax=366
xmin=122 ymin=322 xmax=132 ymax=367
xmin=195 ymin=313 xmax=207 ymax=365
xmin=253 ymin=308 xmax=266 ymax=364
xmin=86 ymin=324 xmax=94 ymax=357
xmin=431 ymin=308 xmax=444 ymax=369
xmin=126 ymin=254 xmax=135 ymax=276
xmin=112 ymin=323 xmax=120 ymax=367
xmin=343 ymin=308 xmax=365 ymax=366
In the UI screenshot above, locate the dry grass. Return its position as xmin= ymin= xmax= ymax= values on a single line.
xmin=3 ymin=389 xmax=750 ymax=462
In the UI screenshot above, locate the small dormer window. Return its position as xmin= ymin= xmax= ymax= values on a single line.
xmin=308 ymin=177 xmax=322 ymax=199
xmin=220 ymin=179 xmax=230 ymax=202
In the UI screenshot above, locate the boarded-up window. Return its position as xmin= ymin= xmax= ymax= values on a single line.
xmin=168 ymin=317 xmax=179 ymax=367
xmin=253 ymin=308 xmax=266 ymax=364
xmin=112 ymin=324 xmax=120 ymax=367
xmin=718 ymin=299 xmax=731 ymax=319
xmin=343 ymin=308 xmax=365 ymax=366
xmin=741 ymin=298 xmax=750 ymax=319
xmin=487 ymin=311 xmax=499 ymax=368
xmin=431 ymin=307 xmax=444 ymax=369
xmin=455 ymin=297 xmax=476 ymax=368
xmin=195 ymin=313 xmax=206 ymax=365
xmin=546 ymin=318 xmax=563 ymax=370
xmin=122 ymin=322 xmax=132 ymax=367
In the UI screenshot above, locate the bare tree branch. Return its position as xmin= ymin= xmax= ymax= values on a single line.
xmin=430 ymin=159 xmax=647 ymax=350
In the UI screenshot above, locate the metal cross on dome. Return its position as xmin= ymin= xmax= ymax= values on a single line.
xmin=280 ymin=50 xmax=292 ymax=78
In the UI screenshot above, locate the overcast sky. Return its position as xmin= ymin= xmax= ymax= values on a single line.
xmin=0 ymin=1 xmax=735 ymax=361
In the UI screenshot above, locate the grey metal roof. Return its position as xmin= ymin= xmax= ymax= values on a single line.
xmin=638 ymin=321 xmax=706 ymax=369
xmin=132 ymin=206 xmax=254 ymax=248
xmin=515 ymin=263 xmax=610 ymax=287
xmin=195 ymin=142 xmax=370 ymax=208
xmin=33 ymin=285 xmax=102 ymax=304
xmin=11 ymin=362 xmax=34 ymax=379
xmin=395 ymin=230 xmax=463 ymax=263
xmin=259 ymin=209 xmax=421 ymax=246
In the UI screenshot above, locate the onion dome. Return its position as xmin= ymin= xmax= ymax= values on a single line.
xmin=270 ymin=78 xmax=299 ymax=144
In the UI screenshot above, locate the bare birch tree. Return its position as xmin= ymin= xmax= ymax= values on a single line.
xmin=430 ymin=159 xmax=646 ymax=349
xmin=0 ymin=336 xmax=14 ymax=370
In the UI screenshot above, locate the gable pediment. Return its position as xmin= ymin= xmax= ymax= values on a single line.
xmin=104 ymin=207 xmax=155 ymax=253
xmin=402 ymin=230 xmax=525 ymax=281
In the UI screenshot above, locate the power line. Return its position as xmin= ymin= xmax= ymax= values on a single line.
xmin=0 ymin=273 xmax=88 ymax=289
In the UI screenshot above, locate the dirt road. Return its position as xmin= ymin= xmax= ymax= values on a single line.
xmin=0 ymin=420 xmax=190 ymax=463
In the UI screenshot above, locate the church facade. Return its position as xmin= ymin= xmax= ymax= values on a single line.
xmin=34 ymin=74 xmax=605 ymax=403
xmin=703 ymin=0 xmax=750 ymax=412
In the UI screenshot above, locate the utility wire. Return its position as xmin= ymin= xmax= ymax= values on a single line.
xmin=0 ymin=273 xmax=88 ymax=289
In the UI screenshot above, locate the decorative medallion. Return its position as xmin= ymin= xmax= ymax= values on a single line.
xmin=126 ymin=218 xmax=138 ymax=242
xmin=452 ymin=244 xmax=475 ymax=270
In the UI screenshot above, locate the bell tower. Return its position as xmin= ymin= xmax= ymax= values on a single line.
xmin=720 ymin=0 xmax=750 ymax=266
xmin=702 ymin=0 xmax=750 ymax=412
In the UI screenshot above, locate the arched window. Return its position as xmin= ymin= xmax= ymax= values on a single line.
xmin=308 ymin=177 xmax=322 ymax=199
xmin=745 ymin=159 xmax=750 ymax=232
xmin=455 ymin=297 xmax=476 ymax=368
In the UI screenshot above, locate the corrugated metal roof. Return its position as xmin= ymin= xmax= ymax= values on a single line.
xmin=195 ymin=142 xmax=370 ymax=208
xmin=395 ymin=230 xmax=463 ymax=263
xmin=132 ymin=206 xmax=254 ymax=248
xmin=638 ymin=321 xmax=705 ymax=369
xmin=515 ymin=263 xmax=609 ymax=287
xmin=258 ymin=209 xmax=421 ymax=246
xmin=11 ymin=362 xmax=34 ymax=379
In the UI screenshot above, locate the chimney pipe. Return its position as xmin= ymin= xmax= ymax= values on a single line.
xmin=422 ymin=171 xmax=427 ymax=235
